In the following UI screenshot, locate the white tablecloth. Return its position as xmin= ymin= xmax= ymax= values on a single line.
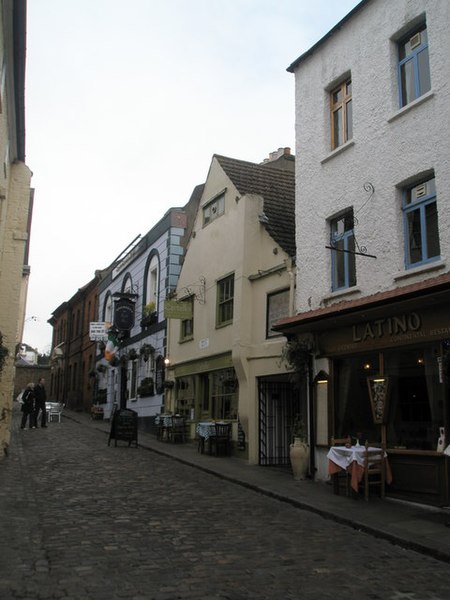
xmin=327 ymin=445 xmax=383 ymax=470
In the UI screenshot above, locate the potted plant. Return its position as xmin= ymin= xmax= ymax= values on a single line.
xmin=128 ymin=348 xmax=138 ymax=361
xmin=141 ymin=301 xmax=157 ymax=327
xmin=281 ymin=338 xmax=313 ymax=385
xmin=140 ymin=343 xmax=155 ymax=362
xmin=289 ymin=414 xmax=309 ymax=480
xmin=91 ymin=404 xmax=104 ymax=420
xmin=163 ymin=379 xmax=175 ymax=390
xmin=137 ymin=377 xmax=154 ymax=397
xmin=0 ymin=332 xmax=8 ymax=376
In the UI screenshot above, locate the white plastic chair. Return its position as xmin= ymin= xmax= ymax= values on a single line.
xmin=48 ymin=403 xmax=64 ymax=423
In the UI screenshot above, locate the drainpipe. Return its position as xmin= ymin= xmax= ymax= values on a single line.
xmin=286 ymin=258 xmax=296 ymax=317
xmin=307 ymin=354 xmax=316 ymax=479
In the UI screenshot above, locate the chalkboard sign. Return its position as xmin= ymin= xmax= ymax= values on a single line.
xmin=108 ymin=408 xmax=138 ymax=447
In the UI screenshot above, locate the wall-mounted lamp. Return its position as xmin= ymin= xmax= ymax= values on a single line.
xmin=314 ymin=370 xmax=329 ymax=384
xmin=164 ymin=357 xmax=170 ymax=367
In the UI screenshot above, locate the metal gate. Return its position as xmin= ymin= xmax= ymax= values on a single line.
xmin=258 ymin=377 xmax=302 ymax=466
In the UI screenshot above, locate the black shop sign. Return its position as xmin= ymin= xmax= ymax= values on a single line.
xmin=114 ymin=297 xmax=136 ymax=331
xmin=108 ymin=408 xmax=138 ymax=447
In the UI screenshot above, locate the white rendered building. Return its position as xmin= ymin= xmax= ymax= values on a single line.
xmin=279 ymin=0 xmax=450 ymax=505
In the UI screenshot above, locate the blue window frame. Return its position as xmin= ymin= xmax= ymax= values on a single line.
xmin=403 ymin=177 xmax=440 ymax=268
xmin=330 ymin=211 xmax=356 ymax=291
xmin=398 ymin=25 xmax=431 ymax=107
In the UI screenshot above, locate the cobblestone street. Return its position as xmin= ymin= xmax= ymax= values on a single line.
xmin=0 ymin=413 xmax=449 ymax=600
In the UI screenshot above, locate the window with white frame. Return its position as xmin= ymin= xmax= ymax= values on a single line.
xmin=330 ymin=210 xmax=356 ymax=291
xmin=122 ymin=275 xmax=133 ymax=293
xmin=203 ymin=193 xmax=225 ymax=226
xmin=398 ymin=24 xmax=431 ymax=108
xmin=330 ymin=79 xmax=352 ymax=149
xmin=403 ymin=176 xmax=440 ymax=268
xmin=104 ymin=293 xmax=112 ymax=325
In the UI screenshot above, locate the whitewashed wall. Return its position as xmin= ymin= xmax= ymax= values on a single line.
xmin=292 ymin=0 xmax=450 ymax=313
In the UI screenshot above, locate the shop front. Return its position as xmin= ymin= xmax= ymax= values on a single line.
xmin=277 ymin=278 xmax=450 ymax=506
xmin=169 ymin=353 xmax=239 ymax=443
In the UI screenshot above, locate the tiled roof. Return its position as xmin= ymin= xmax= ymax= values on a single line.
xmin=277 ymin=270 xmax=450 ymax=332
xmin=214 ymin=154 xmax=295 ymax=257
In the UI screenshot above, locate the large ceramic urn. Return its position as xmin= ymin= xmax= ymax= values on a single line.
xmin=289 ymin=438 xmax=309 ymax=480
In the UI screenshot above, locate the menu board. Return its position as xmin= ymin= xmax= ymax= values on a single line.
xmin=108 ymin=408 xmax=138 ymax=447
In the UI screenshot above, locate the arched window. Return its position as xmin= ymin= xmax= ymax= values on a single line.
xmin=103 ymin=293 xmax=112 ymax=325
xmin=122 ymin=274 xmax=133 ymax=294
xmin=146 ymin=253 xmax=159 ymax=308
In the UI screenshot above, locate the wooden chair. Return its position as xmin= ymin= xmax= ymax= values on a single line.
xmin=211 ymin=423 xmax=232 ymax=456
xmin=362 ymin=440 xmax=386 ymax=501
xmin=330 ymin=435 xmax=351 ymax=496
xmin=169 ymin=416 xmax=186 ymax=444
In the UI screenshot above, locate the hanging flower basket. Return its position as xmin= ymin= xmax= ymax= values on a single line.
xmin=140 ymin=344 xmax=155 ymax=361
xmin=128 ymin=348 xmax=138 ymax=361
xmin=137 ymin=377 xmax=154 ymax=397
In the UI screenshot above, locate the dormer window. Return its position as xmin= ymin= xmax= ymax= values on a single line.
xmin=203 ymin=192 xmax=225 ymax=226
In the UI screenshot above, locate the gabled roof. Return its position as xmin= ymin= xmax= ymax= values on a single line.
xmin=287 ymin=0 xmax=371 ymax=73
xmin=214 ymin=154 xmax=296 ymax=258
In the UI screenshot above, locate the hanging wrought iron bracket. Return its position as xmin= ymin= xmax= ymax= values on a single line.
xmin=326 ymin=245 xmax=377 ymax=259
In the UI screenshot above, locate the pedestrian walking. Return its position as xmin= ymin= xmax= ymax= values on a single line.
xmin=33 ymin=377 xmax=47 ymax=428
xmin=20 ymin=382 xmax=35 ymax=430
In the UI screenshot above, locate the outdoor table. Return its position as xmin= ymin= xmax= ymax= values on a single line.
xmin=327 ymin=445 xmax=392 ymax=493
xmin=196 ymin=421 xmax=228 ymax=453
xmin=155 ymin=414 xmax=173 ymax=441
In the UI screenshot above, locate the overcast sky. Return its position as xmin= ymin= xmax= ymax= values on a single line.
xmin=23 ymin=0 xmax=361 ymax=354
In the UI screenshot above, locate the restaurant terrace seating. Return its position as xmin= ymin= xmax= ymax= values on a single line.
xmin=169 ymin=416 xmax=186 ymax=444
xmin=330 ymin=435 xmax=352 ymax=496
xmin=210 ymin=422 xmax=232 ymax=456
xmin=362 ymin=440 xmax=386 ymax=501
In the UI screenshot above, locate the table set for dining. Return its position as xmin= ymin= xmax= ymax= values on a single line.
xmin=327 ymin=443 xmax=392 ymax=494
xmin=196 ymin=421 xmax=231 ymax=455
xmin=155 ymin=414 xmax=186 ymax=443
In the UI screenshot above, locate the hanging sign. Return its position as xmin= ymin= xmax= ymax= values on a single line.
xmin=367 ymin=376 xmax=390 ymax=424
xmin=114 ymin=297 xmax=136 ymax=331
xmin=89 ymin=322 xmax=108 ymax=341
xmin=164 ymin=300 xmax=193 ymax=320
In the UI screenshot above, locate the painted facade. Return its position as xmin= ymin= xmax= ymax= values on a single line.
xmin=166 ymin=151 xmax=299 ymax=466
xmin=281 ymin=0 xmax=450 ymax=505
xmin=0 ymin=1 xmax=32 ymax=457
xmin=96 ymin=190 xmax=201 ymax=425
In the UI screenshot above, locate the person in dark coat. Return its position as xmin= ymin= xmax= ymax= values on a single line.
xmin=20 ymin=383 xmax=35 ymax=430
xmin=33 ymin=377 xmax=47 ymax=428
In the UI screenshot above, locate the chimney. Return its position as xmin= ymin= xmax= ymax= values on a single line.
xmin=263 ymin=147 xmax=291 ymax=163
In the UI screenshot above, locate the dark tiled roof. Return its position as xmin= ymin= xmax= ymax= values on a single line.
xmin=214 ymin=154 xmax=295 ymax=257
